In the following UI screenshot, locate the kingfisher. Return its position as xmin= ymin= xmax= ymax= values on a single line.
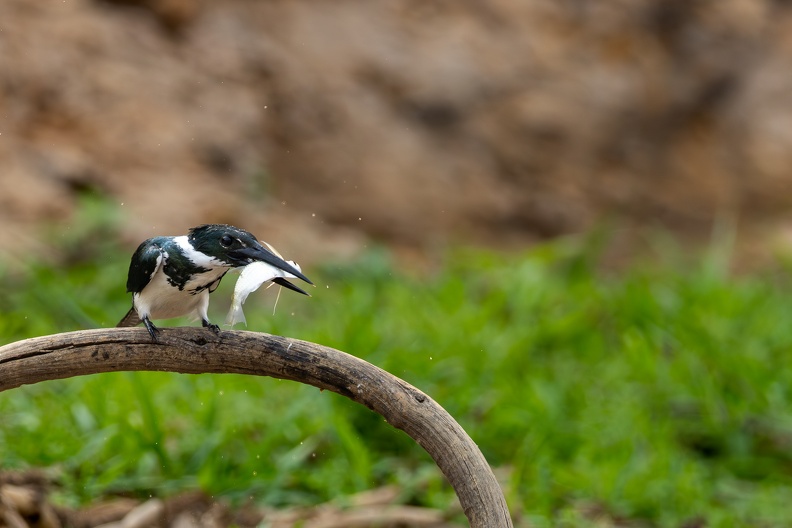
xmin=117 ymin=224 xmax=312 ymax=340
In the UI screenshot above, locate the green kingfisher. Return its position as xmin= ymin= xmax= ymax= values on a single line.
xmin=117 ymin=224 xmax=312 ymax=340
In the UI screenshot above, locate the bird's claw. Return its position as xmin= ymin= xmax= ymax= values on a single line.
xmin=202 ymin=320 xmax=221 ymax=335
xmin=143 ymin=317 xmax=161 ymax=342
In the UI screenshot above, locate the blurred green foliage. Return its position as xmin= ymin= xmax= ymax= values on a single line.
xmin=3 ymin=212 xmax=792 ymax=527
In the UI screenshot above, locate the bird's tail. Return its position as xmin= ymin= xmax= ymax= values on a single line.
xmin=117 ymin=307 xmax=142 ymax=327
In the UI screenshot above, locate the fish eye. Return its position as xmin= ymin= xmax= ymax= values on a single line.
xmin=220 ymin=234 xmax=234 ymax=247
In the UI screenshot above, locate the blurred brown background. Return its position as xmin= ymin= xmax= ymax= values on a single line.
xmin=2 ymin=0 xmax=792 ymax=262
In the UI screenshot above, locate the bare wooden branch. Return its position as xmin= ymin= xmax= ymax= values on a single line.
xmin=0 ymin=328 xmax=513 ymax=528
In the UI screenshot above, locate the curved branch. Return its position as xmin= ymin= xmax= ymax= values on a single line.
xmin=0 ymin=328 xmax=512 ymax=528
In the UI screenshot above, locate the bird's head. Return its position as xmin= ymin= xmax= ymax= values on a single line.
xmin=187 ymin=224 xmax=313 ymax=286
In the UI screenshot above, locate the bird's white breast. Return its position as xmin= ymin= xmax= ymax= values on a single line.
xmin=134 ymin=247 xmax=227 ymax=322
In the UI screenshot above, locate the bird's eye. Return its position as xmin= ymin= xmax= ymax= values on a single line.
xmin=220 ymin=235 xmax=234 ymax=247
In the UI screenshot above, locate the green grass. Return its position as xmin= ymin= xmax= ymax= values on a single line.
xmin=4 ymin=224 xmax=792 ymax=526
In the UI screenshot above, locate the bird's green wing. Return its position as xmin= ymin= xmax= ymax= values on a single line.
xmin=126 ymin=239 xmax=165 ymax=293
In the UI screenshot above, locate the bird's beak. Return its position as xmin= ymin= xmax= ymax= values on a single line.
xmin=272 ymin=277 xmax=310 ymax=296
xmin=230 ymin=244 xmax=314 ymax=286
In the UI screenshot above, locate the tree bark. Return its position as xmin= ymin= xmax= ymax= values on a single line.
xmin=0 ymin=328 xmax=513 ymax=527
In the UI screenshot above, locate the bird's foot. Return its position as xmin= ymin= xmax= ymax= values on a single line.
xmin=143 ymin=317 xmax=161 ymax=342
xmin=202 ymin=319 xmax=221 ymax=335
